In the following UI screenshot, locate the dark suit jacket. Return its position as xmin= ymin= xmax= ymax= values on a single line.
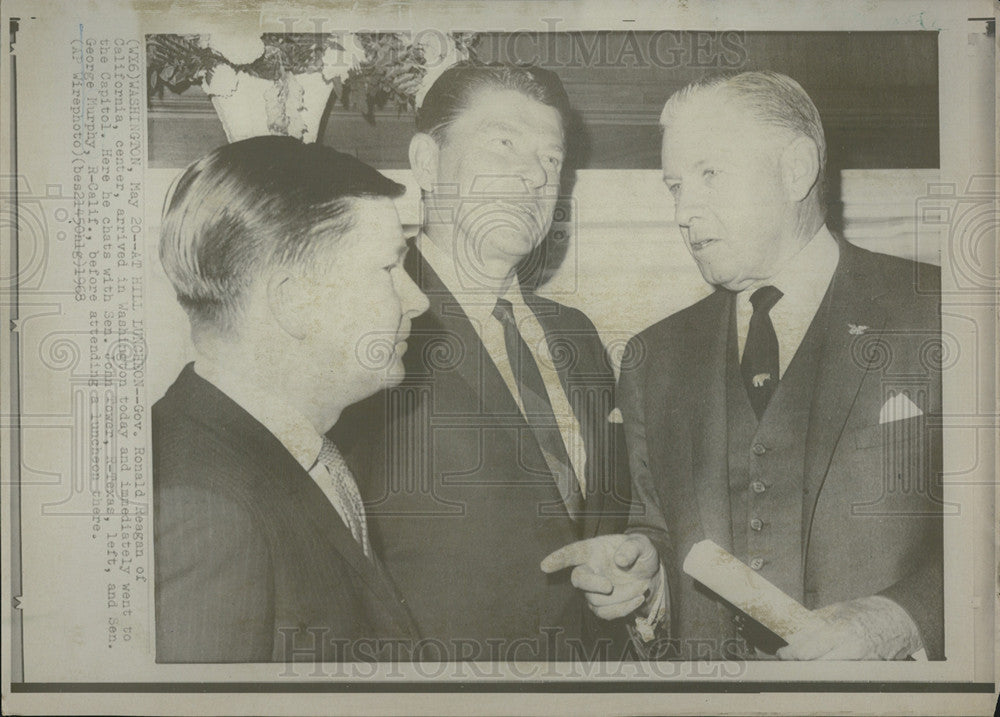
xmin=153 ymin=365 xmax=419 ymax=663
xmin=335 ymin=247 xmax=632 ymax=660
xmin=620 ymin=240 xmax=944 ymax=659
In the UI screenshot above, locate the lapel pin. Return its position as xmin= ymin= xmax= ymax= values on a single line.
xmin=848 ymin=323 xmax=869 ymax=335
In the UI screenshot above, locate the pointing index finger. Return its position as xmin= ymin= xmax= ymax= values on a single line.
xmin=540 ymin=539 xmax=596 ymax=573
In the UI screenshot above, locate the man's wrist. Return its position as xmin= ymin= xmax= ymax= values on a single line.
xmin=633 ymin=563 xmax=667 ymax=642
xmin=636 ymin=561 xmax=663 ymax=618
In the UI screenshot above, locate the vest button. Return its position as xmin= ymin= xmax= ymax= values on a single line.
xmin=750 ymin=517 xmax=764 ymax=531
xmin=750 ymin=480 xmax=767 ymax=494
xmin=749 ymin=557 xmax=765 ymax=570
xmin=752 ymin=442 xmax=767 ymax=456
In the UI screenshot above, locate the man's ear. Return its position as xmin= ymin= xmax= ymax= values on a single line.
xmin=409 ymin=132 xmax=440 ymax=192
xmin=780 ymin=135 xmax=820 ymax=203
xmin=266 ymin=269 xmax=309 ymax=341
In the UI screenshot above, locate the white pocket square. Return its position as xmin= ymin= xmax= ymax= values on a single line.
xmin=607 ymin=408 xmax=624 ymax=424
xmin=879 ymin=392 xmax=924 ymax=424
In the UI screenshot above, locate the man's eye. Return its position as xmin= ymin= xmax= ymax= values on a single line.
xmin=666 ymin=182 xmax=681 ymax=197
xmin=703 ymin=168 xmax=719 ymax=180
xmin=497 ymin=137 xmax=514 ymax=149
xmin=544 ymin=155 xmax=562 ymax=168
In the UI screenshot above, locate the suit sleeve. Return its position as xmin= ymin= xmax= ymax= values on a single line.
xmin=878 ymin=276 xmax=944 ymax=660
xmin=155 ymin=483 xmax=274 ymax=662
xmin=617 ymin=339 xmax=674 ymax=614
xmin=878 ymin=414 xmax=944 ymax=659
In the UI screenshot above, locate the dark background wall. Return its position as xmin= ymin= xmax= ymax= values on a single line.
xmin=148 ymin=31 xmax=938 ymax=172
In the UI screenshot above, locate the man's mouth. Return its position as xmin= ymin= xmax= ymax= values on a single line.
xmin=394 ymin=322 xmax=411 ymax=355
xmin=496 ymin=199 xmax=538 ymax=220
xmin=689 ymin=237 xmax=718 ymax=251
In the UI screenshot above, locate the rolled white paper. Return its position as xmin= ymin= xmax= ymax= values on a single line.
xmin=682 ymin=540 xmax=927 ymax=660
xmin=682 ymin=539 xmax=822 ymax=640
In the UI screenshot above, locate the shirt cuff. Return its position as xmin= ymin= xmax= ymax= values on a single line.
xmin=633 ymin=564 xmax=667 ymax=643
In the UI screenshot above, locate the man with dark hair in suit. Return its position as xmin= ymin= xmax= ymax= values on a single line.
xmin=153 ymin=136 xmax=429 ymax=662
xmin=544 ymin=71 xmax=943 ymax=661
xmin=336 ymin=62 xmax=631 ymax=660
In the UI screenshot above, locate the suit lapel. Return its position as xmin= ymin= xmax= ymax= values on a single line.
xmin=407 ymin=250 xmax=523 ymax=419
xmin=282 ymin=459 xmax=376 ymax=574
xmin=274 ymin=446 xmax=419 ymax=637
xmin=240 ymin=416 xmax=410 ymax=630
xmin=175 ymin=366 xmax=416 ymax=637
xmin=683 ymin=291 xmax=736 ymax=551
xmin=802 ymin=241 xmax=889 ymax=541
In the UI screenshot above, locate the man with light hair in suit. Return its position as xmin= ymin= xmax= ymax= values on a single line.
xmin=153 ymin=136 xmax=429 ymax=662
xmin=545 ymin=71 xmax=943 ymax=661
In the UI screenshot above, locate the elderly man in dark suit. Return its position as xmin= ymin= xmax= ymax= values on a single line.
xmin=544 ymin=72 xmax=943 ymax=660
xmin=152 ymin=137 xmax=429 ymax=662
xmin=336 ymin=62 xmax=631 ymax=661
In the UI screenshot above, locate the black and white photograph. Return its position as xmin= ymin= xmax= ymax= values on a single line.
xmin=1 ymin=1 xmax=997 ymax=715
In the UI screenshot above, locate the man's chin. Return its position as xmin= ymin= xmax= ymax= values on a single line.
xmin=490 ymin=232 xmax=544 ymax=261
xmin=383 ymin=354 xmax=408 ymax=387
xmin=695 ymin=263 xmax=739 ymax=291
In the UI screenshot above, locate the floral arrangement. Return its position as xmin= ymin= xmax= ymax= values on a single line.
xmin=146 ymin=31 xmax=479 ymax=139
xmin=346 ymin=32 xmax=480 ymax=116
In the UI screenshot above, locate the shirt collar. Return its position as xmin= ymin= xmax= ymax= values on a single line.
xmin=417 ymin=232 xmax=527 ymax=328
xmin=194 ymin=359 xmax=323 ymax=471
xmin=745 ymin=224 xmax=839 ymax=306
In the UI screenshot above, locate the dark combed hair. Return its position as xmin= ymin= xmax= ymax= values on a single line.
xmin=415 ymin=60 xmax=572 ymax=143
xmin=159 ymin=136 xmax=405 ymax=335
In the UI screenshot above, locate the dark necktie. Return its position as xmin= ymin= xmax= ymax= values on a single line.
xmin=741 ymin=285 xmax=783 ymax=420
xmin=492 ymin=298 xmax=583 ymax=519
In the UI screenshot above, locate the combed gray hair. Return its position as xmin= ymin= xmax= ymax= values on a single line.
xmin=660 ymin=71 xmax=827 ymax=206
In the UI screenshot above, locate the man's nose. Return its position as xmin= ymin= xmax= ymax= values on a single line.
xmin=519 ymin=156 xmax=549 ymax=190
xmin=672 ymin=188 xmax=699 ymax=228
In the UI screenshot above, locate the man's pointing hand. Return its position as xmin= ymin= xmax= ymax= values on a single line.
xmin=541 ymin=534 xmax=661 ymax=620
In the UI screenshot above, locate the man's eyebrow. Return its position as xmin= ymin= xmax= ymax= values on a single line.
xmin=661 ymin=159 xmax=714 ymax=181
xmin=477 ymin=119 xmax=564 ymax=154
xmin=542 ymin=142 xmax=565 ymax=156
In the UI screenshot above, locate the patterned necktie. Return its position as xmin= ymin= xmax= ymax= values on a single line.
xmin=315 ymin=436 xmax=371 ymax=558
xmin=492 ymin=298 xmax=583 ymax=519
xmin=741 ymin=285 xmax=784 ymax=420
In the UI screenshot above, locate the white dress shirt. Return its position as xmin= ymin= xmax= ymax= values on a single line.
xmin=736 ymin=225 xmax=840 ymax=375
xmin=417 ymin=234 xmax=588 ymax=492
xmin=193 ymin=360 xmax=364 ymax=540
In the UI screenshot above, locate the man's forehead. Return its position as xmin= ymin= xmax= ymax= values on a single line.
xmin=332 ymin=197 xmax=402 ymax=243
xmin=662 ymin=102 xmax=777 ymax=161
xmin=323 ymin=228 xmax=405 ymax=268
xmin=670 ymin=95 xmax=754 ymax=133
xmin=459 ymin=88 xmax=563 ymax=136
